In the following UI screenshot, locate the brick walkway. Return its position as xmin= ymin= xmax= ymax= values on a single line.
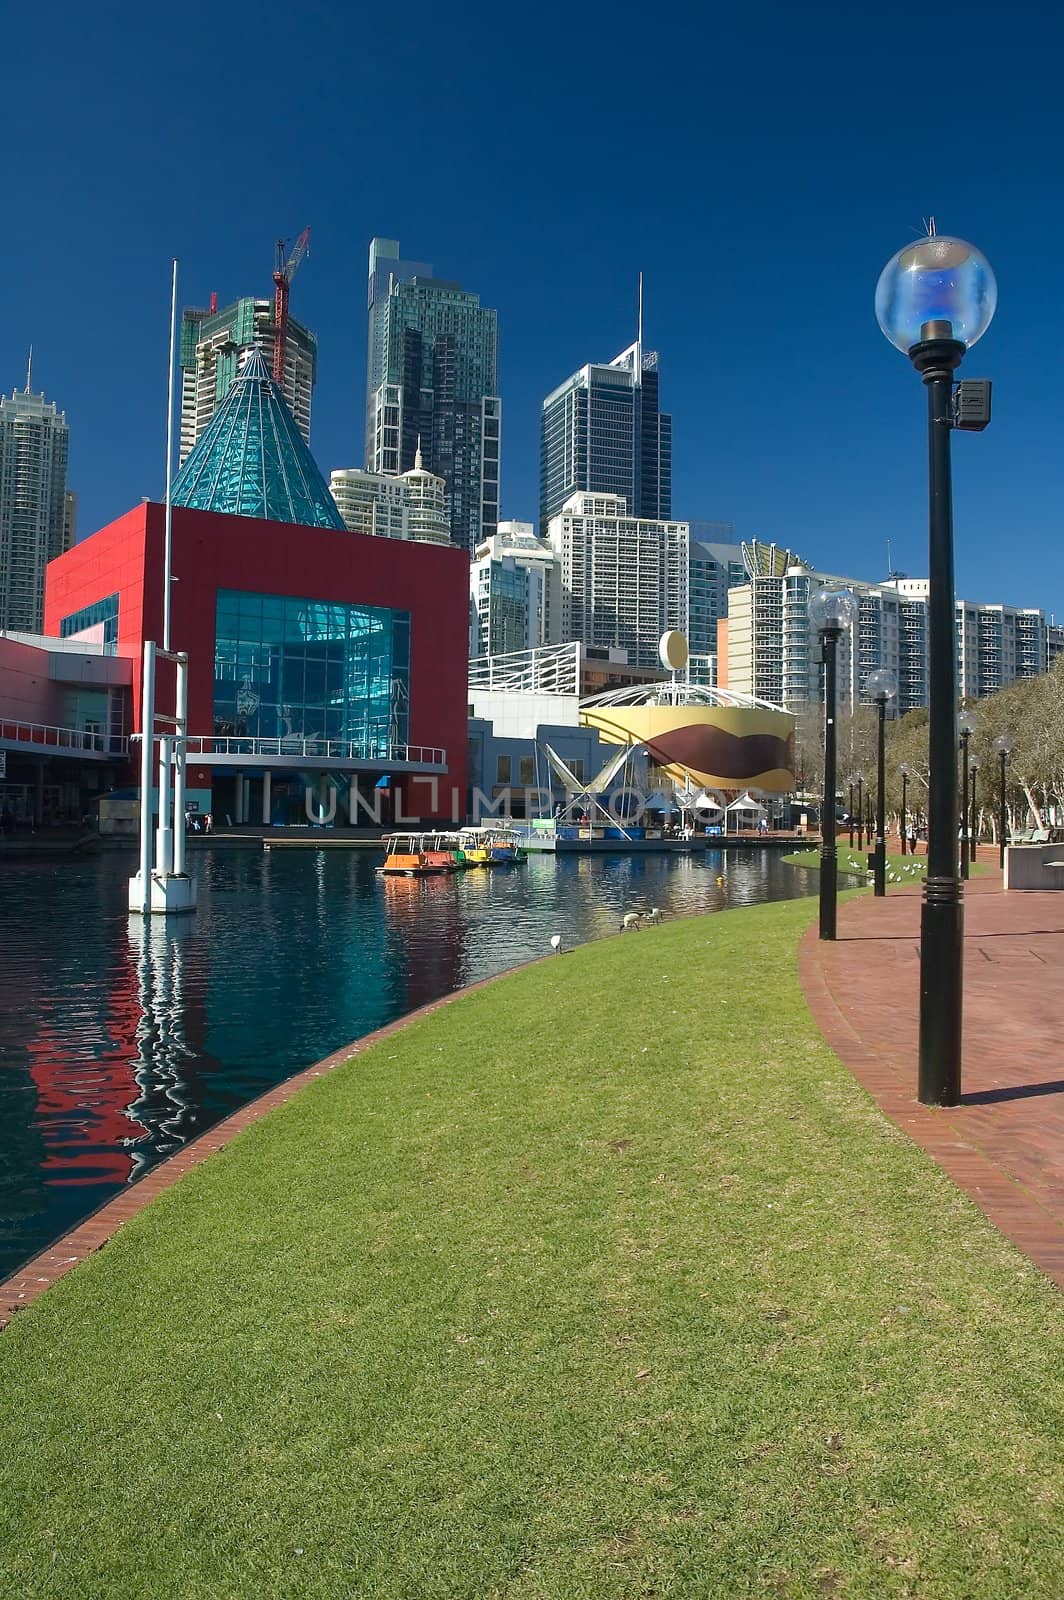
xmin=799 ymin=867 xmax=1064 ymax=1288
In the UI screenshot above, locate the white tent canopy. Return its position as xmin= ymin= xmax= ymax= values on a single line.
xmin=693 ymin=792 xmax=724 ymax=816
xmin=726 ymin=791 xmax=768 ymax=816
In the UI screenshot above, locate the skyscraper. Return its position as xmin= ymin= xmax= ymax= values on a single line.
xmin=539 ymin=322 xmax=672 ymax=535
xmin=547 ymin=493 xmax=688 ymax=671
xmin=364 ymin=238 xmax=500 ymax=553
xmin=0 ymin=365 xmax=73 ymax=632
xmin=180 ymin=297 xmax=317 ymax=464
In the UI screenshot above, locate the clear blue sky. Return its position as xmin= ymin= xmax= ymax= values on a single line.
xmin=4 ymin=2 xmax=1063 ymax=615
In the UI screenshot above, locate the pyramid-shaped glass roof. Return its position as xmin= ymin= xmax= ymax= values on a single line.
xmin=171 ymin=346 xmax=345 ymax=530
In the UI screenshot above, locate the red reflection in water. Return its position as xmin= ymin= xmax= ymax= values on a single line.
xmin=25 ymin=996 xmax=147 ymax=1188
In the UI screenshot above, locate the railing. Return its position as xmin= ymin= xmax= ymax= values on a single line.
xmin=182 ymin=735 xmax=446 ymax=766
xmin=0 ymin=720 xmax=128 ymax=756
xmin=468 ymin=641 xmax=582 ymax=696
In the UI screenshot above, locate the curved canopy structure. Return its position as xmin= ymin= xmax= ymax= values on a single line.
xmin=171 ymin=347 xmax=345 ymax=530
xmin=579 ymin=682 xmax=795 ymax=794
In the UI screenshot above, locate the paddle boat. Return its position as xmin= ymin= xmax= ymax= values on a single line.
xmin=423 ymin=831 xmax=467 ymax=871
xmin=459 ymin=825 xmax=525 ymax=866
xmin=380 ymin=832 xmax=449 ymax=876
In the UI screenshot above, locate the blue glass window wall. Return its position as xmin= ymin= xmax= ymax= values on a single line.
xmin=60 ymin=593 xmax=119 ymax=653
xmin=213 ymin=589 xmax=411 ymax=754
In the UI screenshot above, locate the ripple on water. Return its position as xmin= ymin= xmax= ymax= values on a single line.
xmin=0 ymin=846 xmax=813 ymax=1274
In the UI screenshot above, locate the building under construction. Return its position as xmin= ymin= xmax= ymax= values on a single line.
xmin=179 ymin=295 xmax=317 ymax=465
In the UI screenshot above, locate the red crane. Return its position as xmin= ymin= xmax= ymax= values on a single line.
xmin=272 ymin=227 xmax=310 ymax=384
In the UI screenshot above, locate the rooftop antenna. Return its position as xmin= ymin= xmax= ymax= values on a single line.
xmin=886 ymin=536 xmax=893 ymax=576
xmin=637 ymin=270 xmax=643 ymax=347
xmin=924 ymin=215 xmax=937 ymax=238
xmin=25 ymin=345 xmax=32 ymax=393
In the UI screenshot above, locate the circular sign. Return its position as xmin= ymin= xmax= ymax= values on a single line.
xmin=659 ymin=630 xmax=689 ymax=671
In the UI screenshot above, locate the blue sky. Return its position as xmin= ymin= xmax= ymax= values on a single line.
xmin=4 ymin=2 xmax=1063 ymax=615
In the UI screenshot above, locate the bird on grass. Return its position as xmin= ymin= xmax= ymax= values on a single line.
xmin=550 ymin=934 xmax=562 ymax=953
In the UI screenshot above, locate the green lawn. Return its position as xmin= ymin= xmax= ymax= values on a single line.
xmin=1 ymin=899 xmax=1060 ymax=1599
xmin=784 ymin=847 xmax=930 ymax=884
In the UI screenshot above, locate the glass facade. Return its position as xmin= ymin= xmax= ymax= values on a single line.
xmin=213 ymin=589 xmax=410 ymax=754
xmin=364 ymin=241 xmax=500 ymax=553
xmin=539 ymin=351 xmax=672 ymax=534
xmin=171 ymin=348 xmax=345 ymax=531
xmin=60 ymin=592 xmax=119 ymax=653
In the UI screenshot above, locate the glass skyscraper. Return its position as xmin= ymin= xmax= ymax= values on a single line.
xmin=364 ymin=238 xmax=500 ymax=554
xmin=539 ymin=339 xmax=671 ymax=534
xmin=0 ymin=371 xmax=73 ymax=632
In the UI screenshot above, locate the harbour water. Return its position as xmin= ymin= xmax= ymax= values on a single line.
xmin=0 ymin=847 xmax=814 ymax=1277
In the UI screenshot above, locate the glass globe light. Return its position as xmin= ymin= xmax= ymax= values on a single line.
xmin=808 ymin=587 xmax=859 ymax=632
xmin=957 ymin=709 xmax=977 ymax=736
xmin=875 ymin=234 xmax=997 ymax=353
xmin=865 ymin=667 xmax=897 ymax=702
xmin=899 ymin=762 xmax=910 ymax=777
xmin=992 ymin=732 xmax=1013 ymax=756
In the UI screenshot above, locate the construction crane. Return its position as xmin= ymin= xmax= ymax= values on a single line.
xmin=272 ymin=227 xmax=310 ymax=384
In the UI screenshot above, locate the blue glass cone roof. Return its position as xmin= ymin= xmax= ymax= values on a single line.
xmin=171 ymin=347 xmax=345 ymax=530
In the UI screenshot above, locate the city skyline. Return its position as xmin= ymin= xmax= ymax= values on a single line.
xmin=4 ymin=6 xmax=1064 ymax=619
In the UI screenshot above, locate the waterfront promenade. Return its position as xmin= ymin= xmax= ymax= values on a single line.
xmin=800 ymin=866 xmax=1064 ymax=1288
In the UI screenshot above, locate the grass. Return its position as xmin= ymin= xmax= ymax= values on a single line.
xmin=1 ymin=898 xmax=1061 ymax=1598
xmin=783 ymin=847 xmax=929 ymax=884
xmin=784 ymin=850 xmax=988 ymax=886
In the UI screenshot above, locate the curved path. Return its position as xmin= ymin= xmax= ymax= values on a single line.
xmin=799 ymin=868 xmax=1064 ymax=1289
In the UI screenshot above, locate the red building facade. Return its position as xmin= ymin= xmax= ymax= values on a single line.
xmin=44 ymin=503 xmax=469 ymax=822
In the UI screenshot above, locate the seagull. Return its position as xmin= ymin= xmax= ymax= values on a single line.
xmin=550 ymin=934 xmax=562 ymax=953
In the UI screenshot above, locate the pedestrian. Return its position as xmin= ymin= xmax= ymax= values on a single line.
xmin=204 ymin=812 xmax=213 ymax=835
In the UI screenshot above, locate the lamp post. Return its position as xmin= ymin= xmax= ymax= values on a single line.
xmin=993 ymin=732 xmax=1012 ymax=869
xmin=958 ymin=709 xmax=976 ymax=879
xmin=810 ymin=587 xmax=859 ymax=940
xmin=969 ymin=760 xmax=978 ymax=865
xmin=856 ymin=775 xmax=864 ymax=850
xmin=848 ymin=780 xmax=855 ymax=847
xmin=876 ymin=227 xmax=996 ymax=1106
xmin=865 ymin=669 xmax=897 ymax=895
xmin=900 ymin=763 xmax=909 ymax=854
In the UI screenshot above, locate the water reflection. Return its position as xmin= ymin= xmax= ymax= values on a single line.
xmin=126 ymin=917 xmax=202 ymax=1174
xmin=0 ymin=847 xmax=813 ymax=1275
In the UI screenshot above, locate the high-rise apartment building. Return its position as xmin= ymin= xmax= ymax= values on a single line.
xmin=0 ymin=374 xmax=73 ymax=631
xmin=469 ymin=521 xmax=559 ymax=658
xmin=540 ymin=336 xmax=672 ymax=534
xmin=330 ymin=448 xmax=451 ymax=546
xmin=725 ymin=551 xmax=1062 ymax=713
xmin=547 ymin=493 xmax=688 ymax=671
xmin=180 ymin=298 xmax=317 ymax=464
xmin=364 ymin=238 xmax=500 ymax=554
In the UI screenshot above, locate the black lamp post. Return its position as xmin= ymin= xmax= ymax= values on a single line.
xmin=969 ymin=760 xmax=978 ymax=864
xmin=810 ymin=587 xmax=859 ymax=940
xmin=958 ymin=710 xmax=975 ymax=879
xmin=865 ymin=669 xmax=897 ymax=895
xmin=856 ymin=776 xmax=864 ymax=850
xmin=876 ymin=227 xmax=997 ymax=1107
xmin=847 ymin=780 xmax=855 ymax=847
xmin=900 ymin=763 xmax=909 ymax=854
xmin=994 ymin=732 xmax=1012 ymax=869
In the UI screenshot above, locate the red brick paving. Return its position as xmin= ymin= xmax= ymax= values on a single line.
xmin=799 ymin=867 xmax=1064 ymax=1289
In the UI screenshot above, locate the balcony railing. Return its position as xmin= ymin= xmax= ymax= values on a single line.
xmin=182 ymin=735 xmax=446 ymax=767
xmin=0 ymin=720 xmax=127 ymax=757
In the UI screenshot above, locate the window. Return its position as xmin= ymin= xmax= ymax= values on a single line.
xmin=212 ymin=589 xmax=410 ymax=754
xmin=60 ymin=593 xmax=119 ymax=653
xmin=496 ymin=755 xmax=511 ymax=783
xmin=519 ymin=756 xmax=534 ymax=785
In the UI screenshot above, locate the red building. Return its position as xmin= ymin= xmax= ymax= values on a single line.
xmin=43 ymin=501 xmax=469 ymax=824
